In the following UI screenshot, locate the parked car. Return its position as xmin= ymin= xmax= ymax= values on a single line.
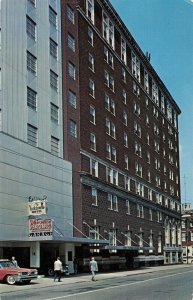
xmin=0 ymin=259 xmax=38 ymax=285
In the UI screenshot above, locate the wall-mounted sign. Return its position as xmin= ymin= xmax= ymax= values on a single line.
xmin=28 ymin=200 xmax=47 ymax=216
xmin=29 ymin=219 xmax=53 ymax=240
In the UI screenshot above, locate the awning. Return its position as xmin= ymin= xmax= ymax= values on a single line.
xmin=52 ymin=236 xmax=109 ymax=245
xmin=104 ymin=245 xmax=155 ymax=251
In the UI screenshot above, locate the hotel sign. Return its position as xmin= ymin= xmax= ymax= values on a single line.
xmin=28 ymin=199 xmax=47 ymax=216
xmin=29 ymin=219 xmax=53 ymax=240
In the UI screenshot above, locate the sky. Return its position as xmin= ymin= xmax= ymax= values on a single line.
xmin=110 ymin=0 xmax=193 ymax=205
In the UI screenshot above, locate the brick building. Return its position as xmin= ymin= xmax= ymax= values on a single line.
xmin=61 ymin=0 xmax=182 ymax=269
xmin=181 ymin=203 xmax=193 ymax=264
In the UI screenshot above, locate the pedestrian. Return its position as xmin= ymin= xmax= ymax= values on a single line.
xmin=11 ymin=256 xmax=19 ymax=267
xmin=54 ymin=257 xmax=63 ymax=282
xmin=89 ymin=257 xmax=98 ymax=281
xmin=73 ymin=256 xmax=78 ymax=274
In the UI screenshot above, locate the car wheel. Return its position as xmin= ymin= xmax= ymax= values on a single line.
xmin=48 ymin=269 xmax=54 ymax=276
xmin=6 ymin=275 xmax=16 ymax=285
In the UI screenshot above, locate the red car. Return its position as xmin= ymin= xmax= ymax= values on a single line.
xmin=0 ymin=259 xmax=38 ymax=285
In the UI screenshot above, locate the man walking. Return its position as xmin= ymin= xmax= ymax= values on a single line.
xmin=89 ymin=257 xmax=98 ymax=281
xmin=54 ymin=257 xmax=62 ymax=282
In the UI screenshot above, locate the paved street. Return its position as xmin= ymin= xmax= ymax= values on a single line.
xmin=1 ymin=264 xmax=193 ymax=300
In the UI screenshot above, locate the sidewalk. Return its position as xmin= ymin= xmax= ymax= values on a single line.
xmin=1 ymin=264 xmax=193 ymax=294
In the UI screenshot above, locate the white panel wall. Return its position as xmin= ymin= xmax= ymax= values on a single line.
xmin=0 ymin=133 xmax=73 ymax=241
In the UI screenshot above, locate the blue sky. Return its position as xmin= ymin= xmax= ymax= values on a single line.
xmin=111 ymin=0 xmax=193 ymax=205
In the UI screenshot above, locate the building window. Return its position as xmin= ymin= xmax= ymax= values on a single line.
xmin=121 ymin=37 xmax=126 ymax=63
xmin=88 ymin=27 xmax=93 ymax=45
xmin=108 ymin=194 xmax=118 ymax=211
xmin=91 ymin=159 xmax=98 ymax=177
xmin=122 ymin=89 xmax=127 ymax=104
xmin=149 ymin=209 xmax=153 ymax=221
xmin=124 ymin=132 xmax=128 ymax=148
xmin=89 ymin=79 xmax=95 ymax=97
xmin=51 ymin=136 xmax=59 ymax=156
xmin=88 ymin=53 xmax=94 ymax=71
xmin=50 ymin=70 xmax=58 ymax=92
xmin=137 ymin=204 xmax=144 ymax=218
xmin=147 ymin=171 xmax=151 ymax=183
xmin=27 ymin=51 xmax=37 ymax=75
xmin=90 ymin=133 xmax=96 ymax=151
xmin=49 ymin=6 xmax=57 ymax=28
xmin=146 ymin=133 xmax=150 ymax=145
xmin=135 ymin=182 xmax=144 ymax=196
xmin=86 ymin=0 xmax=94 ymax=23
xmin=27 ymin=87 xmax=37 ymax=110
xmin=161 ymin=93 xmax=165 ymax=113
xmin=67 ymin=5 xmax=74 ymax=24
xmin=148 ymin=188 xmax=152 ymax=200
xmin=68 ymin=90 xmax=76 ymax=108
xmin=123 ymin=111 xmax=128 ymax=126
xmin=147 ymin=151 xmax=150 ymax=163
xmin=125 ymin=176 xmax=130 ymax=191
xmin=104 ymin=70 xmax=114 ymax=91
xmin=152 ymin=80 xmax=159 ymax=105
xmin=102 ymin=12 xmax=114 ymax=48
xmin=135 ymin=142 xmax=142 ymax=157
xmin=27 ymin=124 xmax=37 ymax=147
xmin=126 ymin=200 xmax=130 ymax=214
xmin=135 ymin=162 xmax=142 ymax=177
xmin=106 ymin=143 xmax=116 ymax=162
xmin=133 ymin=82 xmax=140 ymax=98
xmin=51 ymin=103 xmax=59 ymax=124
xmin=132 ymin=52 xmax=140 ymax=81
xmin=69 ymin=119 xmax=77 ymax=137
xmin=107 ymin=168 xmax=118 ymax=185
xmin=89 ymin=105 xmax=96 ymax=124
xmin=134 ymin=102 xmax=140 ymax=117
xmin=105 ymin=95 xmax=115 ymax=115
xmin=50 ymin=38 xmax=58 ymax=59
xmin=134 ymin=121 xmax=141 ymax=138
xmin=124 ymin=155 xmax=129 ymax=170
xmin=91 ymin=187 xmax=97 ymax=206
xmin=104 ymin=46 xmax=114 ymax=68
xmin=68 ymin=61 xmax=76 ymax=79
xmin=105 ymin=118 xmax=116 ymax=138
xmin=26 ymin=16 xmax=36 ymax=40
xmin=121 ymin=68 xmax=126 ymax=82
xmin=67 ymin=33 xmax=75 ymax=52
xmin=144 ymin=70 xmax=149 ymax=93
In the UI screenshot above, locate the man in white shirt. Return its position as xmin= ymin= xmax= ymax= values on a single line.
xmin=54 ymin=257 xmax=62 ymax=282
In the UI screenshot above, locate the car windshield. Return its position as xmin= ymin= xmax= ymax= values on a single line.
xmin=0 ymin=261 xmax=15 ymax=268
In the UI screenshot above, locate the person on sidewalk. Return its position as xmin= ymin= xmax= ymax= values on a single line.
xmin=11 ymin=256 xmax=19 ymax=268
xmin=54 ymin=257 xmax=63 ymax=282
xmin=73 ymin=256 xmax=78 ymax=274
xmin=89 ymin=257 xmax=98 ymax=281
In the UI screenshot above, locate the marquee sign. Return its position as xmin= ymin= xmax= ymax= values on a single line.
xmin=29 ymin=219 xmax=53 ymax=240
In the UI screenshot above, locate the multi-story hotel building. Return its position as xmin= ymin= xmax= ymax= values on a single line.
xmin=61 ymin=0 xmax=182 ymax=269
xmin=0 ymin=0 xmax=182 ymax=274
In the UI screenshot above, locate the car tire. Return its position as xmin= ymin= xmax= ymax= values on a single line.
xmin=48 ymin=269 xmax=54 ymax=276
xmin=6 ymin=275 xmax=16 ymax=285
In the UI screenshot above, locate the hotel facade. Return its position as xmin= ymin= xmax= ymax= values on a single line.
xmin=0 ymin=0 xmax=182 ymax=273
